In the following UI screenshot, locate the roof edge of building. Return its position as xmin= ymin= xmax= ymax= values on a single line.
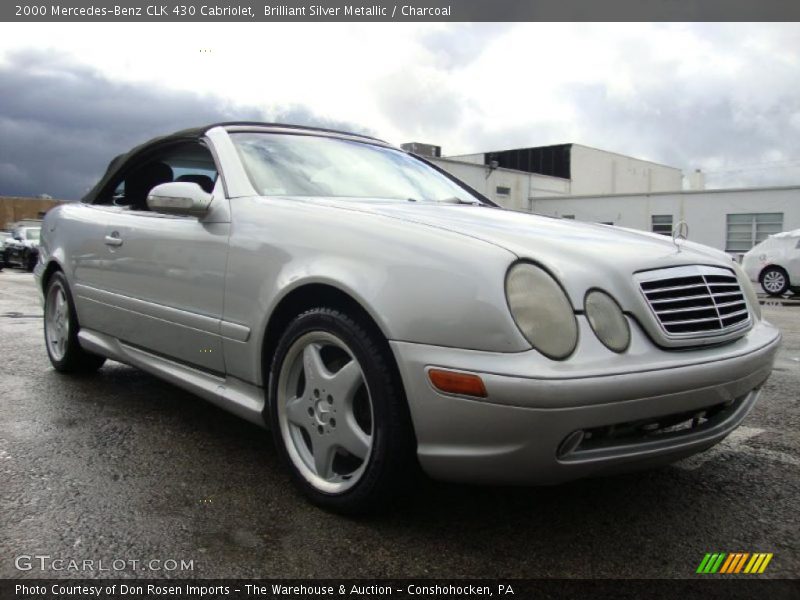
xmin=568 ymin=143 xmax=682 ymax=171
xmin=431 ymin=156 xmax=570 ymax=182
xmin=532 ymin=184 xmax=800 ymax=201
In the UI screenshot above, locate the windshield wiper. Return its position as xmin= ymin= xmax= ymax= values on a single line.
xmin=406 ymin=196 xmax=483 ymax=205
xmin=436 ymin=196 xmax=483 ymax=206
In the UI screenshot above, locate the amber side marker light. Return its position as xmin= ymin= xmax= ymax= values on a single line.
xmin=428 ymin=369 xmax=487 ymax=398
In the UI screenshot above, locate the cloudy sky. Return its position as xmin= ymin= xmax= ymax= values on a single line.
xmin=1 ymin=22 xmax=799 ymax=199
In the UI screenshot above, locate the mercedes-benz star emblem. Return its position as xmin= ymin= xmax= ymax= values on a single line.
xmin=672 ymin=220 xmax=689 ymax=252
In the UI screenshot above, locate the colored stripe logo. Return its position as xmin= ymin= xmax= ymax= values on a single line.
xmin=696 ymin=552 xmax=773 ymax=574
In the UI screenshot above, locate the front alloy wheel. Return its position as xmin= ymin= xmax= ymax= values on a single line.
xmin=761 ymin=267 xmax=789 ymax=297
xmin=277 ymin=331 xmax=374 ymax=493
xmin=269 ymin=308 xmax=415 ymax=513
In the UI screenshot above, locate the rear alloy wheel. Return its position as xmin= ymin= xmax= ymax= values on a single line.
xmin=760 ymin=267 xmax=789 ymax=297
xmin=269 ymin=308 xmax=414 ymax=514
xmin=44 ymin=271 xmax=106 ymax=373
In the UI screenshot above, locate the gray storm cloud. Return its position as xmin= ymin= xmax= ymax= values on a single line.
xmin=0 ymin=51 xmax=369 ymax=199
xmin=3 ymin=24 xmax=800 ymax=201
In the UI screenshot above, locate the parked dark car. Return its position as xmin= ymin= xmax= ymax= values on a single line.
xmin=3 ymin=224 xmax=41 ymax=271
xmin=0 ymin=230 xmax=9 ymax=271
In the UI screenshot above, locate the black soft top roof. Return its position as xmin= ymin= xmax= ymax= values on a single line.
xmin=82 ymin=121 xmax=386 ymax=203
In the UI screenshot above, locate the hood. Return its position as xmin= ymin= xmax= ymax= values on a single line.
xmin=287 ymin=197 xmax=736 ymax=309
xmin=306 ymin=199 xmax=727 ymax=265
xmin=278 ymin=198 xmax=733 ymax=312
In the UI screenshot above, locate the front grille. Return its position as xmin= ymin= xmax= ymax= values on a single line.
xmin=637 ymin=265 xmax=750 ymax=338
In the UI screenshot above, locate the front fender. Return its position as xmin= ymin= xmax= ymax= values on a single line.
xmin=223 ymin=197 xmax=528 ymax=385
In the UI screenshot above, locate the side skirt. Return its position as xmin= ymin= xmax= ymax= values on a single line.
xmin=78 ymin=328 xmax=267 ymax=429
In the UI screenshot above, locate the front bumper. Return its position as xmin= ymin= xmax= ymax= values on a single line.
xmin=391 ymin=317 xmax=781 ymax=485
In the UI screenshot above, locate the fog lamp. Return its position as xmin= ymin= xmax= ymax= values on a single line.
xmin=584 ymin=290 xmax=630 ymax=353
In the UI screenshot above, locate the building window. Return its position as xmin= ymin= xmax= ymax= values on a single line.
xmin=496 ymin=186 xmax=511 ymax=196
xmin=726 ymin=213 xmax=783 ymax=252
xmin=562 ymin=214 xmax=575 ymax=219
xmin=651 ymin=214 xmax=673 ymax=236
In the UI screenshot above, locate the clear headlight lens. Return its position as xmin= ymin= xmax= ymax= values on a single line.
xmin=732 ymin=261 xmax=761 ymax=321
xmin=584 ymin=290 xmax=630 ymax=353
xmin=505 ymin=263 xmax=578 ymax=359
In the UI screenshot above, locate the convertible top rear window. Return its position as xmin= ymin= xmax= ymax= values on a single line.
xmin=231 ymin=132 xmax=483 ymax=203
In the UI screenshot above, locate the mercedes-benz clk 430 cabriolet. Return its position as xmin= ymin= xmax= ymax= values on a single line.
xmin=36 ymin=122 xmax=781 ymax=512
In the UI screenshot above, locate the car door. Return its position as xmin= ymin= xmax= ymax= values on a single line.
xmin=82 ymin=141 xmax=229 ymax=373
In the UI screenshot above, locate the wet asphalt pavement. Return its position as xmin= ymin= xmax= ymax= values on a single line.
xmin=1 ymin=269 xmax=798 ymax=579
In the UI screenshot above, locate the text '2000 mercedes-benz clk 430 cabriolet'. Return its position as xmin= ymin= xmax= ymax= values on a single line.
xmin=35 ymin=122 xmax=781 ymax=512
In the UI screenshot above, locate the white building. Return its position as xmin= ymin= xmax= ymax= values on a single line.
xmin=430 ymin=156 xmax=570 ymax=211
xmin=445 ymin=143 xmax=683 ymax=195
xmin=531 ymin=186 xmax=800 ymax=258
xmin=421 ymin=142 xmax=684 ymax=210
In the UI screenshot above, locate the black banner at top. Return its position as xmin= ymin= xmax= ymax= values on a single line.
xmin=3 ymin=0 xmax=800 ymax=22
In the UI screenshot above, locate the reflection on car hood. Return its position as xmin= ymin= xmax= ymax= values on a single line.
xmin=288 ymin=197 xmax=736 ymax=306
xmin=305 ymin=198 xmax=728 ymax=267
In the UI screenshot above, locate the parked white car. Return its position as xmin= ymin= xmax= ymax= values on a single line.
xmin=742 ymin=229 xmax=800 ymax=297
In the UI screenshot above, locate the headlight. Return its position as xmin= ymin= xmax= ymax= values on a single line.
xmin=732 ymin=261 xmax=761 ymax=321
xmin=505 ymin=262 xmax=578 ymax=359
xmin=584 ymin=290 xmax=630 ymax=353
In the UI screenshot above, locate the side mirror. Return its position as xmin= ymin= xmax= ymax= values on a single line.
xmin=146 ymin=182 xmax=213 ymax=217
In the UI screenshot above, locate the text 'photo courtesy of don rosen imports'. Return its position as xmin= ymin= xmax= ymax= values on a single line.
xmin=11 ymin=583 xmax=522 ymax=599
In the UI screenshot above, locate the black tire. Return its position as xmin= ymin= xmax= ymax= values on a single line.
xmin=760 ymin=266 xmax=790 ymax=297
xmin=25 ymin=250 xmax=37 ymax=272
xmin=43 ymin=271 xmax=106 ymax=374
xmin=267 ymin=307 xmax=416 ymax=514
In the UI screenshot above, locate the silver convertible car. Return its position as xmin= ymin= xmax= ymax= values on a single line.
xmin=36 ymin=122 xmax=781 ymax=512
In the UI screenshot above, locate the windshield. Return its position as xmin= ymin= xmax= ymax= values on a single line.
xmin=231 ymin=133 xmax=483 ymax=203
xmin=23 ymin=228 xmax=41 ymax=241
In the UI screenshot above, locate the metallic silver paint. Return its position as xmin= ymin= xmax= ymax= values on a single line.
xmin=37 ymin=125 xmax=782 ymax=486
xmin=221 ymin=195 xmax=524 ymax=386
xmin=146 ymin=181 xmax=214 ymax=216
xmin=77 ymin=328 xmax=265 ymax=426
xmin=392 ymin=327 xmax=779 ymax=484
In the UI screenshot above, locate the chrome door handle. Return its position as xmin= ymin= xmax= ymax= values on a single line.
xmin=104 ymin=234 xmax=123 ymax=247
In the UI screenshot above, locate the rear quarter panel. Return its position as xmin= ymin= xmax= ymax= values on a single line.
xmin=40 ymin=203 xmax=109 ymax=328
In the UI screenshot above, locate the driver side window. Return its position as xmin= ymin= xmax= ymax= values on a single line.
xmin=97 ymin=142 xmax=219 ymax=210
